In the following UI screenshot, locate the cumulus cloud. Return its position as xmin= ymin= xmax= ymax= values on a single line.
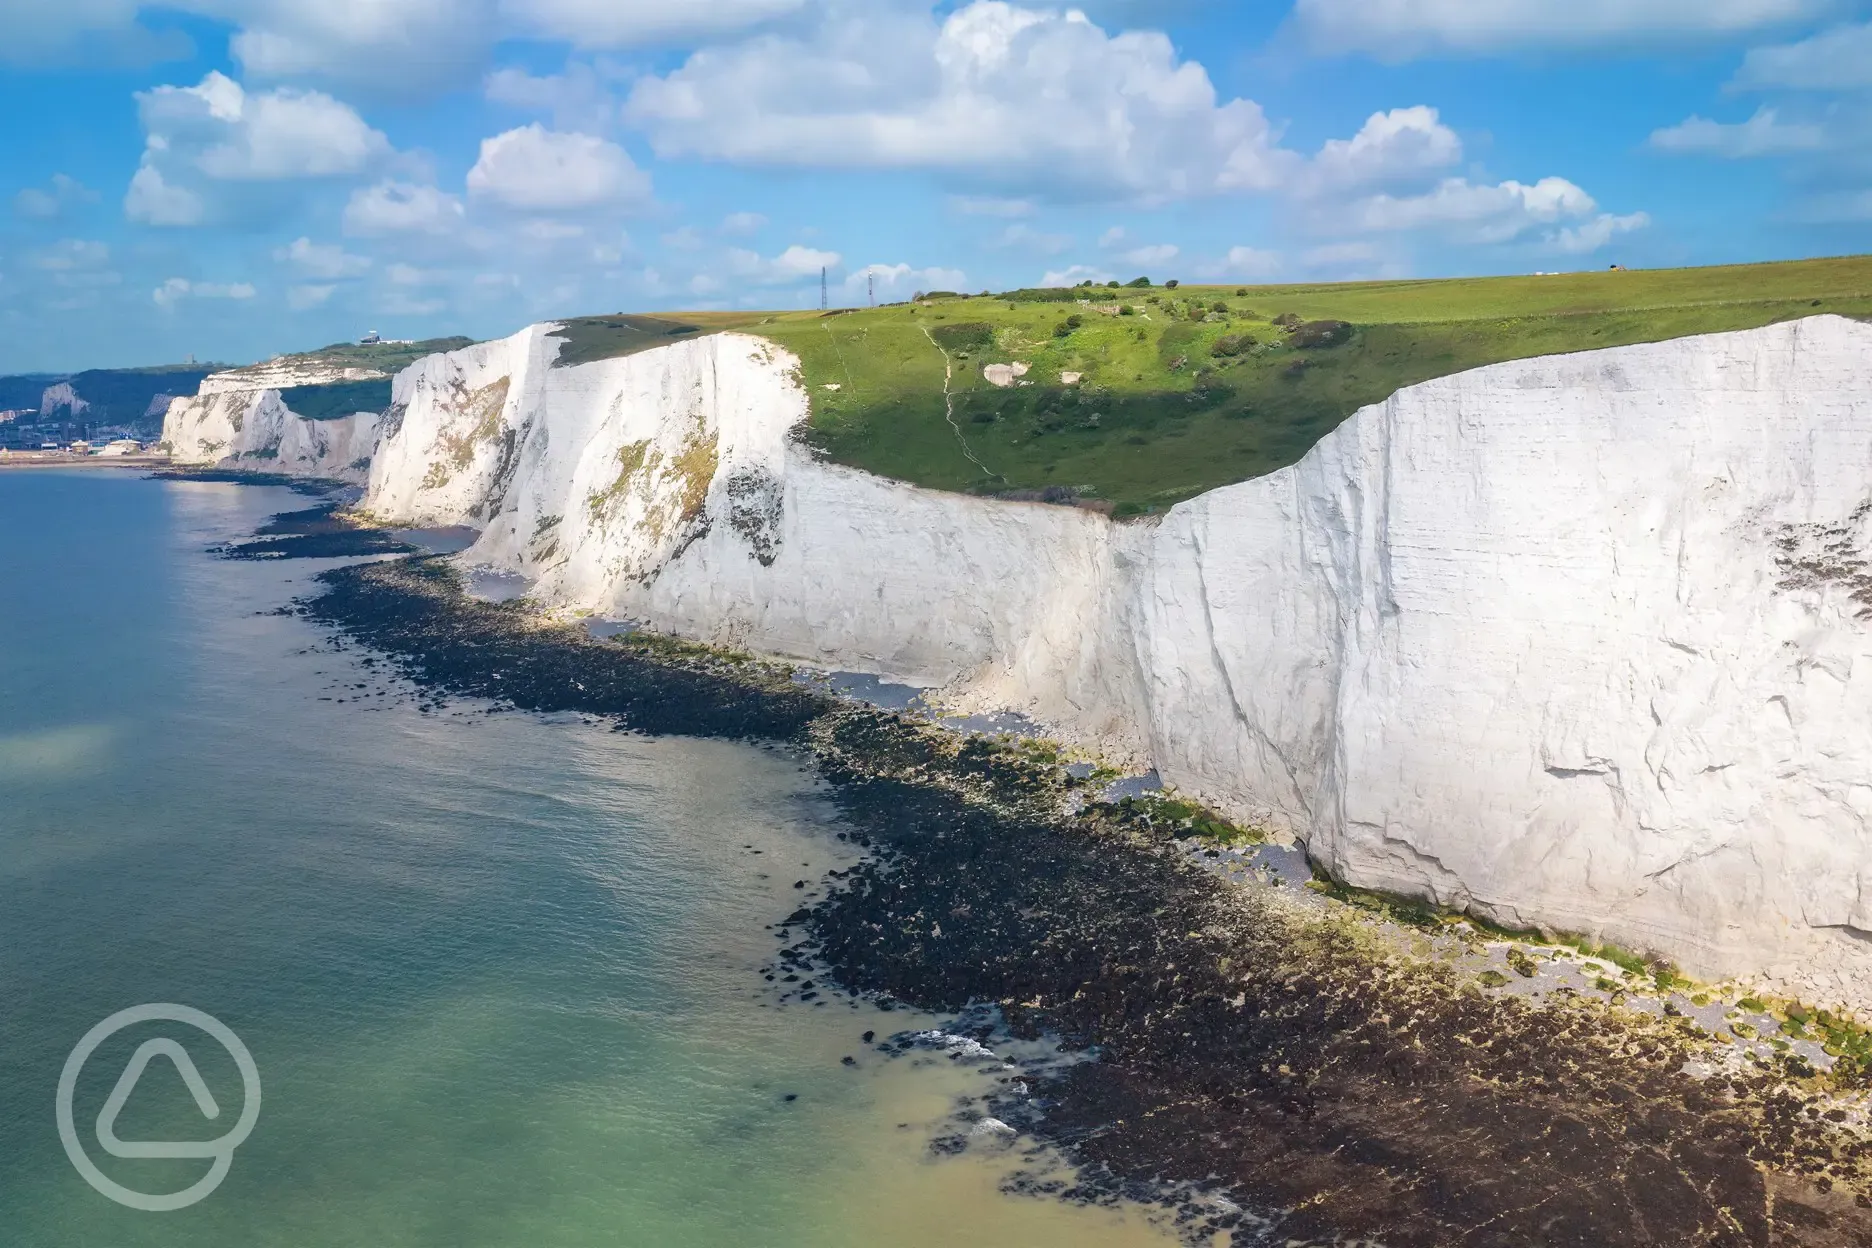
xmin=1293 ymin=0 xmax=1829 ymax=56
xmin=124 ymin=166 xmax=206 ymax=226
xmin=507 ymin=0 xmax=810 ymax=47
xmin=1351 ymin=176 xmax=1598 ymax=242
xmin=276 ymin=236 xmax=372 ymax=278
xmin=624 ymin=2 xmax=1298 ymax=201
xmin=343 ymin=180 xmax=467 ymax=235
xmin=485 ymin=61 xmax=627 ymax=132
xmin=467 ymin=124 xmax=652 ymax=211
xmin=1040 ymin=263 xmax=1115 ymax=286
xmin=720 ymin=211 xmax=767 ymax=234
xmin=0 ymin=0 xmax=823 ymax=90
xmin=135 ymin=72 xmax=390 ymax=180
xmin=844 ymin=262 xmax=968 ymax=298
xmin=224 ymin=0 xmax=497 ymax=94
xmin=126 ymin=71 xmax=391 ymax=225
xmin=1649 ymin=108 xmax=1828 ymax=157
xmin=1733 ymin=22 xmax=1872 ymax=91
xmin=1550 ymin=211 xmax=1651 ymax=253
xmin=153 ymin=277 xmax=256 ymax=308
xmin=1305 ymin=106 xmax=1462 ymax=191
xmin=14 ymin=174 xmax=96 ymax=220
xmin=727 ymin=244 xmax=841 ymax=283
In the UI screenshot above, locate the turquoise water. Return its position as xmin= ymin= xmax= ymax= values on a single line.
xmin=0 ymin=472 xmax=1174 ymax=1247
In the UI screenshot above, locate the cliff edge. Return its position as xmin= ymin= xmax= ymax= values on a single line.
xmin=324 ymin=313 xmax=1872 ymax=1005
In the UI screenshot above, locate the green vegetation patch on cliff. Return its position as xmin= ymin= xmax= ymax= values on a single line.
xmin=278 ymin=378 xmax=393 ymax=420
xmin=751 ymin=254 xmax=1872 ymax=516
xmin=549 ymin=314 xmax=708 ymax=368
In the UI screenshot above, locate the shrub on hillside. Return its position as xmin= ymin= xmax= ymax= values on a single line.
xmin=931 ymin=322 xmax=995 ymax=352
xmin=1127 ymin=276 xmax=1153 ymax=287
xmin=1052 ymin=314 xmax=1085 ymax=338
xmin=1165 ymin=279 xmax=1180 ymax=289
xmin=1291 ymin=319 xmax=1354 ymax=349
xmin=1210 ymin=334 xmax=1255 ymax=358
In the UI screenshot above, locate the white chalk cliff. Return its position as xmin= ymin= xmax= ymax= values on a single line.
xmin=222 ymin=313 xmax=1872 ymax=1004
xmin=162 ymin=362 xmax=385 ymax=483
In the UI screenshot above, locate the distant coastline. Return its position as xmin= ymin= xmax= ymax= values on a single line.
xmin=0 ymin=452 xmax=172 ymax=471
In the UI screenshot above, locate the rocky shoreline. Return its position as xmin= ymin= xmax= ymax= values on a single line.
xmin=268 ymin=544 xmax=1872 ymax=1247
xmin=167 ymin=451 xmax=1870 ymax=1245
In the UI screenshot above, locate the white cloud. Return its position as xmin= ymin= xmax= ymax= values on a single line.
xmin=485 ymin=61 xmax=625 ymax=132
xmin=153 ymin=277 xmax=256 ymax=309
xmin=124 ymin=166 xmax=206 ymax=226
xmin=1119 ymin=243 xmax=1179 ymax=267
xmin=225 ymin=0 xmax=496 ymax=93
xmin=467 ymin=124 xmax=652 ymax=211
xmin=1305 ymin=106 xmax=1461 ymax=191
xmin=1098 ymin=226 xmax=1127 ymax=248
xmin=1550 ymin=211 xmax=1652 ymax=253
xmin=727 ymin=244 xmax=841 ymax=283
xmin=662 ymin=226 xmax=705 ymax=249
xmin=135 ymin=72 xmax=390 ymax=181
xmin=1649 ymin=108 xmax=1828 ymax=157
xmin=1352 ymin=176 xmax=1598 ymax=242
xmin=997 ymin=223 xmax=1073 ymax=253
xmin=14 ymin=174 xmax=95 ymax=220
xmin=1733 ymin=21 xmax=1872 ymax=90
xmin=276 ymin=236 xmax=372 ymax=278
xmin=1195 ymin=245 xmax=1282 ymax=279
xmin=507 ymin=0 xmax=809 ymax=47
xmin=721 ymin=211 xmax=767 ymax=234
xmin=126 ymin=71 xmax=390 ymax=225
xmin=343 ymin=180 xmax=466 ymax=235
xmin=844 ymin=262 xmax=968 ymax=298
xmin=1294 ymin=0 xmax=1829 ymax=55
xmin=625 ymin=2 xmax=1298 ymax=201
xmin=386 ymin=262 xmax=433 ymax=285
xmin=1040 ymin=263 xmax=1115 ymax=286
xmin=287 ymin=283 xmax=337 ymax=309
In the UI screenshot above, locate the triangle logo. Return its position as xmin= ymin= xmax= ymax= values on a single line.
xmin=95 ymin=1038 xmax=224 ymax=1160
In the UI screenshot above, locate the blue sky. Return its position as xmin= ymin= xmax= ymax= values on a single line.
xmin=1 ymin=0 xmax=1869 ymax=373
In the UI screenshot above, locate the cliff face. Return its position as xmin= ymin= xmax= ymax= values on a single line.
xmin=163 ymin=365 xmax=383 ymax=483
xmin=353 ymin=314 xmax=1872 ymax=1003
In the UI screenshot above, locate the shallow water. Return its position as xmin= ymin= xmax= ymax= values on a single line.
xmin=0 ymin=471 xmax=1177 ymax=1247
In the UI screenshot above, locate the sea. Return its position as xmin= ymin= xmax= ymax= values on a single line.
xmin=0 ymin=470 xmax=1175 ymax=1246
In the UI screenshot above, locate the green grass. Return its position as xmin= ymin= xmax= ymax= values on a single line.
xmin=282 ymin=337 xmax=476 ymax=375
xmin=548 ymin=314 xmax=709 ymax=368
xmin=279 ymin=379 xmax=393 ymax=420
xmin=542 ymin=256 xmax=1872 ymax=516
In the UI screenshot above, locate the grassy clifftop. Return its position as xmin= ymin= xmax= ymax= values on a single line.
xmin=564 ymin=255 xmax=1872 ymax=517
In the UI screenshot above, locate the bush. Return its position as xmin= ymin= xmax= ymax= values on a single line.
xmin=1165 ymin=279 xmax=1180 ymax=289
xmin=1210 ymin=334 xmax=1254 ymax=357
xmin=931 ymin=321 xmax=995 ymax=352
xmin=1235 ymin=288 xmax=1246 ymax=296
xmin=1291 ymin=319 xmax=1354 ymax=349
xmin=1187 ymin=305 xmax=1206 ymax=322
xmin=1271 ymin=312 xmax=1302 ymax=329
xmin=1119 ymin=305 xmax=1136 ymax=316
xmin=1127 ymin=276 xmax=1152 ymax=287
xmin=1211 ymin=300 xmax=1229 ymax=313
